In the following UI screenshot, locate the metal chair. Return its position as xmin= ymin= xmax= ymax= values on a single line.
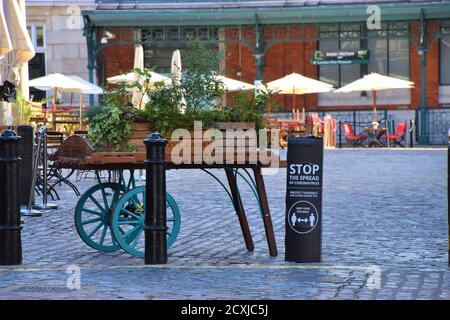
xmin=382 ymin=122 xmax=407 ymax=147
xmin=342 ymin=123 xmax=367 ymax=147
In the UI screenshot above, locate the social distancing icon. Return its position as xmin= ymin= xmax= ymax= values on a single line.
xmin=288 ymin=200 xmax=319 ymax=234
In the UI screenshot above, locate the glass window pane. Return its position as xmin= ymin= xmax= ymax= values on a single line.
xmin=36 ymin=26 xmax=44 ymax=48
xmin=318 ymin=39 xmax=339 ymax=87
xmin=340 ymin=40 xmax=360 ymax=86
xmin=340 ymin=65 xmax=360 ymax=86
xmin=368 ymin=38 xmax=388 ymax=75
xmin=440 ymin=36 xmax=450 ymax=85
xmin=389 ymin=39 xmax=409 ymax=80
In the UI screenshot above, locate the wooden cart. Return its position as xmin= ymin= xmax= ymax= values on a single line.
xmin=53 ymin=136 xmax=283 ymax=258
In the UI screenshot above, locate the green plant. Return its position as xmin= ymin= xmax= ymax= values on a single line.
xmin=14 ymin=90 xmax=29 ymax=123
xmin=138 ymin=41 xmax=228 ymax=135
xmin=88 ymin=83 xmax=136 ymax=151
xmin=224 ymin=86 xmax=280 ymax=130
xmin=181 ymin=40 xmax=226 ymax=112
xmin=89 ymin=40 xmax=276 ymax=146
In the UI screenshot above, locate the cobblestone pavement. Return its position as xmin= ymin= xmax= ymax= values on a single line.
xmin=0 ymin=149 xmax=448 ymax=300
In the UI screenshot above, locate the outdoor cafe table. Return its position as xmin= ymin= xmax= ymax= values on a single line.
xmin=362 ymin=127 xmax=387 ymax=148
xmin=55 ymin=150 xmax=285 ymax=259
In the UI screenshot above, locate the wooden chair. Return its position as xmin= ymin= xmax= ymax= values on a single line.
xmin=49 ymin=135 xmax=95 ymax=195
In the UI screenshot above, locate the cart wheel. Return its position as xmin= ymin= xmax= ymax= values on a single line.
xmin=75 ymin=182 xmax=125 ymax=252
xmin=111 ymin=186 xmax=181 ymax=258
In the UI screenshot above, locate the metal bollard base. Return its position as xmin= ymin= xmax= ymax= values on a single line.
xmin=21 ymin=206 xmax=43 ymax=217
xmin=33 ymin=203 xmax=58 ymax=210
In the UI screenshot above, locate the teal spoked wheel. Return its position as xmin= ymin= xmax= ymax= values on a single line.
xmin=75 ymin=182 xmax=125 ymax=252
xmin=111 ymin=186 xmax=181 ymax=258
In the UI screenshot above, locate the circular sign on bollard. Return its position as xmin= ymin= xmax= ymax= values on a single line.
xmin=287 ymin=200 xmax=319 ymax=235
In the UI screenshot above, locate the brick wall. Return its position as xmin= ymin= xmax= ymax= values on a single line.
xmin=97 ymin=27 xmax=135 ymax=85
xmin=224 ymin=24 xmax=317 ymax=112
xmin=410 ymin=20 xmax=440 ymax=109
xmin=224 ymin=21 xmax=442 ymax=112
xmin=98 ymin=21 xmax=442 ymax=112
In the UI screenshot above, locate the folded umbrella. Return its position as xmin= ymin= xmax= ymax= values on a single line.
xmin=0 ymin=0 xmax=35 ymax=86
xmin=0 ymin=2 xmax=12 ymax=58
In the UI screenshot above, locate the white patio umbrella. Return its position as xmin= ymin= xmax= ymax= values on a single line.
xmin=334 ymin=73 xmax=414 ymax=126
xmin=68 ymin=76 xmax=103 ymax=95
xmin=29 ymin=73 xmax=99 ymax=92
xmin=0 ymin=3 xmax=12 ymax=58
xmin=107 ymin=71 xmax=171 ymax=87
xmin=29 ymin=73 xmax=103 ymax=127
xmin=0 ymin=0 xmax=34 ymax=86
xmin=215 ymin=75 xmax=255 ymax=92
xmin=266 ymin=72 xmax=334 ymax=109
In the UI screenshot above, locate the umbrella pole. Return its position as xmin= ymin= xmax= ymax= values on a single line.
xmin=372 ymin=89 xmax=377 ymax=129
xmin=79 ymin=95 xmax=83 ymax=128
xmin=52 ymin=88 xmax=57 ymax=129
xmin=292 ymin=86 xmax=295 ymax=113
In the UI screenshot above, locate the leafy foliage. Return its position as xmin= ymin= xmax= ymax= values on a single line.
xmin=87 ymin=83 xmax=136 ymax=151
xmin=223 ymin=87 xmax=280 ymax=130
xmin=88 ymin=41 xmax=278 ymax=147
xmin=181 ymin=40 xmax=226 ymax=112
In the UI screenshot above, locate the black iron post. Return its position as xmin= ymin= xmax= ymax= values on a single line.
xmin=0 ymin=129 xmax=22 ymax=265
xmin=409 ymin=120 xmax=414 ymax=148
xmin=338 ymin=121 xmax=342 ymax=148
xmin=17 ymin=126 xmax=33 ymax=208
xmin=144 ymin=132 xmax=168 ymax=265
xmin=418 ymin=9 xmax=428 ymax=145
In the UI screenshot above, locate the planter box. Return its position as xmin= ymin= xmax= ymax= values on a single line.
xmin=127 ymin=122 xmax=153 ymax=152
xmin=166 ymin=124 xmax=258 ymax=162
xmin=216 ymin=122 xmax=255 ymax=130
xmin=126 ymin=121 xmax=256 ymax=154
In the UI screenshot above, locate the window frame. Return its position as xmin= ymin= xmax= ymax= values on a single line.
xmin=439 ymin=20 xmax=450 ymax=86
xmin=27 ymin=23 xmax=46 ymax=52
xmin=318 ymin=22 xmax=410 ymax=87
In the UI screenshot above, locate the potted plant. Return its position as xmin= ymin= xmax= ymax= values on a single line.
xmin=87 ymin=83 xmax=136 ymax=151
xmin=87 ymin=41 xmax=277 ymax=153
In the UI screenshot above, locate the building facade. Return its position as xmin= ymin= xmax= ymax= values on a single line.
xmin=25 ymin=0 xmax=96 ymax=103
xmin=81 ymin=0 xmax=450 ymax=144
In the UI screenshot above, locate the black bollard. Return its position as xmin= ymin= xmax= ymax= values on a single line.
xmin=144 ymin=132 xmax=168 ymax=265
xmin=0 ymin=129 xmax=22 ymax=265
xmin=285 ymin=136 xmax=323 ymax=263
xmin=17 ymin=126 xmax=33 ymax=208
xmin=338 ymin=121 xmax=342 ymax=149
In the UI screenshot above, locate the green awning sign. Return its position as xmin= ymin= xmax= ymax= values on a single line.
xmin=312 ymin=50 xmax=370 ymax=65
